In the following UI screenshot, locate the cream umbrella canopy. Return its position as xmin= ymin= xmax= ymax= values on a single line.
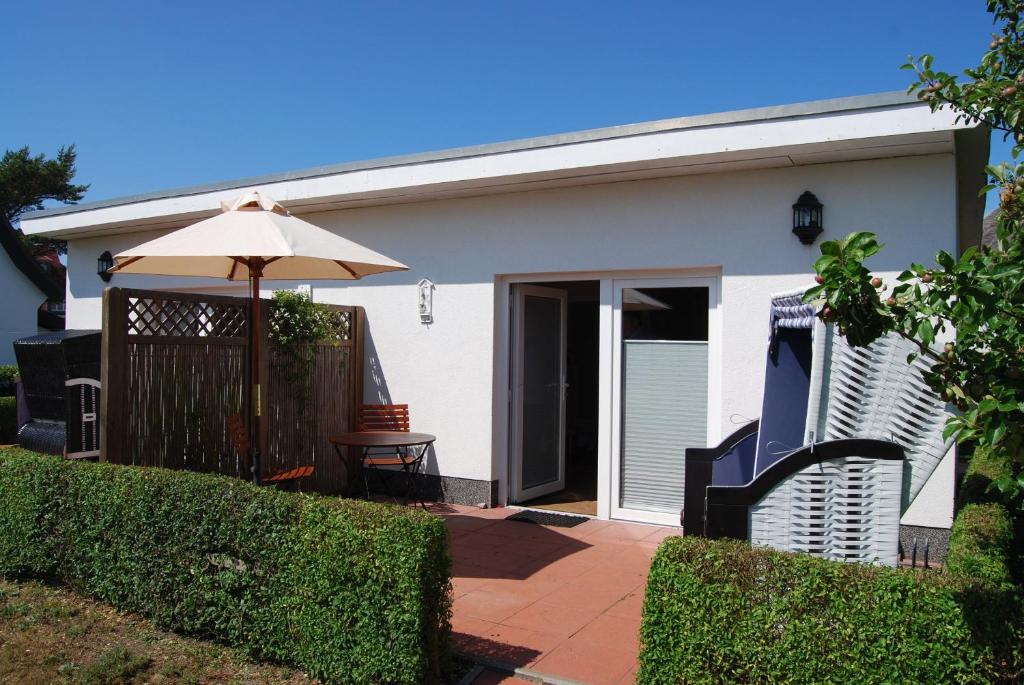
xmin=110 ymin=191 xmax=408 ymax=481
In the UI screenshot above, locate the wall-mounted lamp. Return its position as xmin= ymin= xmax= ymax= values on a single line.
xmin=792 ymin=191 xmax=824 ymax=245
xmin=97 ymin=251 xmax=114 ymax=282
xmin=418 ymin=278 xmax=434 ymax=324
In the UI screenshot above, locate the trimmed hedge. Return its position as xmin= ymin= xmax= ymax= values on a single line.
xmin=960 ymin=447 xmax=1015 ymax=507
xmin=639 ymin=536 xmax=1023 ymax=685
xmin=947 ymin=503 xmax=1016 ymax=588
xmin=0 ymin=448 xmax=452 ymax=684
xmin=0 ymin=364 xmax=17 ymax=385
xmin=0 ymin=365 xmax=16 ymax=401
xmin=0 ymin=396 xmax=15 ymax=443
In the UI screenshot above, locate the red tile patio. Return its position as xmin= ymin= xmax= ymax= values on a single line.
xmin=430 ymin=503 xmax=676 ymax=685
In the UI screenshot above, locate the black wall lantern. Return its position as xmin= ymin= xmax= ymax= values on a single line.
xmin=792 ymin=190 xmax=824 ymax=245
xmin=97 ymin=251 xmax=114 ymax=282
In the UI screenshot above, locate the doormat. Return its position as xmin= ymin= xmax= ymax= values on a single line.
xmin=507 ymin=510 xmax=589 ymax=528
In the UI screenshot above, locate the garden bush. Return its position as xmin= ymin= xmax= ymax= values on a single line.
xmin=0 ymin=364 xmax=17 ymax=398
xmin=960 ymin=447 xmax=1016 ymax=508
xmin=639 ymin=536 xmax=1023 ymax=685
xmin=947 ymin=502 xmax=1016 ymax=588
xmin=0 ymin=448 xmax=452 ymax=685
xmin=0 ymin=396 xmax=16 ymax=443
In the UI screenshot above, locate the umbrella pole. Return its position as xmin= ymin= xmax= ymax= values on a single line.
xmin=250 ymin=259 xmax=263 ymax=485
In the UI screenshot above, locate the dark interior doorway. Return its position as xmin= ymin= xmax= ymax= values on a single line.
xmin=520 ymin=280 xmax=599 ymax=516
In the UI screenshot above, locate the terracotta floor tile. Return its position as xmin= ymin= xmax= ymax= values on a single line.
xmin=455 ymin=589 xmax=537 ymax=623
xmin=502 ymin=599 xmax=601 ymax=638
xmin=452 ymin=614 xmax=500 ymax=652
xmin=481 ymin=624 xmax=563 ymax=665
xmin=471 ymin=669 xmax=535 ymax=685
xmin=446 ymin=515 xmax=502 ymax=535
xmin=452 ymin=575 xmax=491 ymax=598
xmin=445 ymin=509 xmax=659 ymax=685
xmin=477 ymin=576 xmax=565 ymax=602
xmin=471 ymin=506 xmax=517 ymax=519
xmin=599 ymin=547 xmax=658 ymax=575
xmin=616 ymin=663 xmax=640 ymax=685
xmin=586 ymin=521 xmax=664 ymax=543
xmin=515 ymin=553 xmax=598 ymax=584
xmin=557 ymin=518 xmax=614 ymax=539
xmin=574 ymin=566 xmax=647 ymax=595
xmin=635 ymin=540 xmax=662 ymax=555
xmin=570 ymin=612 xmax=643 ymax=654
xmin=532 ymin=639 xmax=636 ymax=685
xmin=605 ymin=590 xmax=645 ymax=619
xmin=540 ymin=580 xmax=638 ymax=612
xmin=641 ymin=526 xmax=681 ymax=544
xmin=452 ymin=559 xmax=500 ymax=580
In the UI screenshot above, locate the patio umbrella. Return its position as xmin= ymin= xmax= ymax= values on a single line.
xmin=110 ymin=190 xmax=408 ymax=481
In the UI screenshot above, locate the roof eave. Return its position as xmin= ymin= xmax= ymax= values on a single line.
xmin=20 ymin=91 xmax=974 ymax=239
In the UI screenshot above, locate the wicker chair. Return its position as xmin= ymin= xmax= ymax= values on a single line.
xmin=683 ymin=289 xmax=953 ymax=566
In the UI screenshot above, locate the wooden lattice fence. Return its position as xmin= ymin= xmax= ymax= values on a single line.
xmin=101 ymin=287 xmax=363 ymax=492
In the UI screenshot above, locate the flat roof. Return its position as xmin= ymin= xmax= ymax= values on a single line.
xmin=23 ymin=90 xmax=979 ymax=239
xmin=25 ymin=91 xmax=918 ymax=220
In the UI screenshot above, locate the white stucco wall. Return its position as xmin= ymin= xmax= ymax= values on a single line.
xmin=0 ymin=260 xmax=45 ymax=364
xmin=64 ymin=153 xmax=960 ymax=527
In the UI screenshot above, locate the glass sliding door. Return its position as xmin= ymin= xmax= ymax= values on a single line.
xmin=511 ymin=285 xmax=568 ymax=501
xmin=612 ymin=278 xmax=715 ymax=524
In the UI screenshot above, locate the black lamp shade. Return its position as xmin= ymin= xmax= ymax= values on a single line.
xmin=792 ymin=191 xmax=824 ymax=245
xmin=97 ymin=251 xmax=114 ymax=282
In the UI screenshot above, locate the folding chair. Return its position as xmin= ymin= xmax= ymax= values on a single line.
xmin=226 ymin=413 xmax=314 ymax=490
xmin=357 ymin=403 xmax=427 ymax=507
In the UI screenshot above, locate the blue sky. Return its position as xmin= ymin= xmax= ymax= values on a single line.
xmin=1 ymin=1 xmax=1008 ymax=210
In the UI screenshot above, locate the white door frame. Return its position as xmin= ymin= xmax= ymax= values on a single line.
xmin=509 ymin=284 xmax=568 ymax=502
xmin=495 ymin=268 xmax=721 ymax=523
xmin=610 ymin=276 xmax=721 ymax=526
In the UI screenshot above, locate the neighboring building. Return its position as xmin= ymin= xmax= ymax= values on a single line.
xmin=20 ymin=92 xmax=989 ymax=539
xmin=0 ymin=217 xmax=64 ymax=363
xmin=982 ymin=208 xmax=999 ymax=246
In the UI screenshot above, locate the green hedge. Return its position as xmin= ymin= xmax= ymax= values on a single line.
xmin=0 ymin=364 xmax=16 ymax=399
xmin=947 ymin=502 xmax=1016 ymax=588
xmin=0 ymin=364 xmax=17 ymax=385
xmin=960 ymin=447 xmax=1015 ymax=507
xmin=639 ymin=536 xmax=1023 ymax=685
xmin=0 ymin=397 xmax=15 ymax=443
xmin=0 ymin=448 xmax=452 ymax=684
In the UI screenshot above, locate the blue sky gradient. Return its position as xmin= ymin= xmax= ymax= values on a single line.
xmin=1 ymin=1 xmax=1008 ymax=209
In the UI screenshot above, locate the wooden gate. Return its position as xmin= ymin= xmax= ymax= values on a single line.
xmin=101 ymin=287 xmax=363 ymax=492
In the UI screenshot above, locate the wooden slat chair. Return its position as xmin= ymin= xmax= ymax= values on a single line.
xmin=226 ymin=413 xmax=314 ymax=490
xmin=357 ymin=403 xmax=426 ymax=506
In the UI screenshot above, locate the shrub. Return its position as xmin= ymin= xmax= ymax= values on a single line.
xmin=947 ymin=502 xmax=1015 ymax=588
xmin=639 ymin=536 xmax=1023 ymax=685
xmin=0 ymin=448 xmax=452 ymax=685
xmin=960 ymin=447 xmax=1016 ymax=507
xmin=0 ymin=364 xmax=17 ymax=398
xmin=0 ymin=364 xmax=17 ymax=384
xmin=0 ymin=396 xmax=16 ymax=443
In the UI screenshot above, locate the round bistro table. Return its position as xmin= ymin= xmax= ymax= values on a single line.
xmin=329 ymin=431 xmax=436 ymax=503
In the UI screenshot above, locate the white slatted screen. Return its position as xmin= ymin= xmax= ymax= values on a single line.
xmin=750 ymin=456 xmax=903 ymax=566
xmin=819 ymin=329 xmax=953 ymax=509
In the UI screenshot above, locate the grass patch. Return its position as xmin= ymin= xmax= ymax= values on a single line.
xmin=77 ymin=646 xmax=152 ymax=685
xmin=0 ymin=577 xmax=317 ymax=685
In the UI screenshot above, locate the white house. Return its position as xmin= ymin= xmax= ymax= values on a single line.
xmin=0 ymin=219 xmax=64 ymax=364
xmin=20 ymin=92 xmax=988 ymax=547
